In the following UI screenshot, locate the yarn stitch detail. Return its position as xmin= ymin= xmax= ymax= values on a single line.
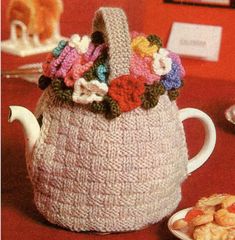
xmin=90 ymin=96 xmax=121 ymax=119
xmin=141 ymin=83 xmax=165 ymax=109
xmin=55 ymin=48 xmax=79 ymax=78
xmin=108 ymin=75 xmax=145 ymax=112
xmin=130 ymin=53 xmax=160 ymax=85
xmin=51 ymin=78 xmax=73 ymax=102
xmin=147 ymin=34 xmax=162 ymax=49
xmin=52 ymin=40 xmax=67 ymax=58
xmin=152 ymin=48 xmax=172 ymax=76
xmin=96 ymin=64 xmax=108 ymax=83
xmin=50 ymin=45 xmax=73 ymax=76
xmin=131 ymin=36 xmax=158 ymax=57
xmin=72 ymin=78 xmax=108 ymax=104
xmin=161 ymin=61 xmax=182 ymax=91
xmin=64 ymin=55 xmax=93 ymax=87
xmin=69 ymin=34 xmax=91 ymax=54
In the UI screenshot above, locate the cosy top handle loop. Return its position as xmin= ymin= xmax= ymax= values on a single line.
xmin=92 ymin=7 xmax=131 ymax=82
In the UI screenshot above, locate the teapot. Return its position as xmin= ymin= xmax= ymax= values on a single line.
xmin=8 ymin=7 xmax=216 ymax=233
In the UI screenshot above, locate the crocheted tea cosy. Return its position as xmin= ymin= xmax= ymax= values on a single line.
xmin=30 ymin=7 xmax=188 ymax=233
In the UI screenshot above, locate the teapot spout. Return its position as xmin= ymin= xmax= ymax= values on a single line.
xmin=8 ymin=106 xmax=40 ymax=155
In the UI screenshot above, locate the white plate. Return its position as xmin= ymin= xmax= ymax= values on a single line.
xmin=168 ymin=207 xmax=193 ymax=240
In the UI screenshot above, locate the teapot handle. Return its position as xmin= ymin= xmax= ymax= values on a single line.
xmin=178 ymin=108 xmax=216 ymax=174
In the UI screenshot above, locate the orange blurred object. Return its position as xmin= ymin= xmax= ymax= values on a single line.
xmin=184 ymin=208 xmax=204 ymax=222
xmin=7 ymin=0 xmax=63 ymax=41
xmin=228 ymin=203 xmax=235 ymax=214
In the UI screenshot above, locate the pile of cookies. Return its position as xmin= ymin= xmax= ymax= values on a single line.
xmin=172 ymin=194 xmax=235 ymax=240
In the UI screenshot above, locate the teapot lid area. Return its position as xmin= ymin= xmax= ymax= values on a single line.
xmin=37 ymin=14 xmax=185 ymax=120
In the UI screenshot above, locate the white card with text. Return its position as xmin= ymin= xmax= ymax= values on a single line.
xmin=167 ymin=22 xmax=222 ymax=61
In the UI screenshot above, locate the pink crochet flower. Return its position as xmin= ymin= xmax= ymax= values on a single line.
xmin=64 ymin=55 xmax=93 ymax=87
xmin=50 ymin=45 xmax=72 ymax=76
xmin=130 ymin=53 xmax=160 ymax=85
xmin=84 ymin=43 xmax=107 ymax=62
xmin=55 ymin=48 xmax=79 ymax=78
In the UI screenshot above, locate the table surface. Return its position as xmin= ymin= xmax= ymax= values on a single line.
xmin=2 ymin=1 xmax=235 ymax=239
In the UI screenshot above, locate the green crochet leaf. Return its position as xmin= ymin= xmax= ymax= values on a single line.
xmin=147 ymin=34 xmax=162 ymax=49
xmin=141 ymin=82 xmax=165 ymax=109
xmin=51 ymin=78 xmax=73 ymax=103
xmin=90 ymin=96 xmax=121 ymax=119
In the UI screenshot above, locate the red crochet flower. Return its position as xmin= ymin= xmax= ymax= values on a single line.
xmin=108 ymin=75 xmax=145 ymax=112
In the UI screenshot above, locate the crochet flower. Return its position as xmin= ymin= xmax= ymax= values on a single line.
xmin=96 ymin=64 xmax=108 ymax=83
xmin=72 ymin=78 xmax=108 ymax=104
xmin=55 ymin=48 xmax=79 ymax=78
xmin=169 ymin=51 xmax=185 ymax=78
xmin=50 ymin=45 xmax=78 ymax=78
xmin=161 ymin=61 xmax=182 ymax=90
xmin=131 ymin=36 xmax=158 ymax=57
xmin=130 ymin=53 xmax=160 ymax=85
xmin=52 ymin=40 xmax=67 ymax=58
xmin=108 ymin=75 xmax=145 ymax=112
xmin=68 ymin=34 xmax=91 ymax=54
xmin=153 ymin=48 xmax=172 ymax=76
xmin=83 ymin=51 xmax=108 ymax=81
xmin=84 ymin=43 xmax=107 ymax=62
xmin=64 ymin=55 xmax=93 ymax=87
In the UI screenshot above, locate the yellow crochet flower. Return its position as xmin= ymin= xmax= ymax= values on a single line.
xmin=131 ymin=36 xmax=158 ymax=57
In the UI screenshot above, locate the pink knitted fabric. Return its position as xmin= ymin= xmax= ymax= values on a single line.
xmin=31 ymin=86 xmax=188 ymax=233
xmin=130 ymin=53 xmax=160 ymax=84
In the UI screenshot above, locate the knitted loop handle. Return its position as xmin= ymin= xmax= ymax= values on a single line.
xmin=93 ymin=7 xmax=131 ymax=82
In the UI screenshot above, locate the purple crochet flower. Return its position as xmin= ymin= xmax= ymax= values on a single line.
xmin=169 ymin=52 xmax=185 ymax=77
xmin=161 ymin=61 xmax=182 ymax=90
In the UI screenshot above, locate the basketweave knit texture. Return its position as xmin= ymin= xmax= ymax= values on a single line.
xmin=29 ymin=86 xmax=188 ymax=232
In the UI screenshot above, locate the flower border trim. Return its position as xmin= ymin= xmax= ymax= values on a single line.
xmin=38 ymin=32 xmax=185 ymax=119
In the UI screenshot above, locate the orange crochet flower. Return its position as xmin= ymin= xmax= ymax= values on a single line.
xmin=108 ymin=75 xmax=145 ymax=112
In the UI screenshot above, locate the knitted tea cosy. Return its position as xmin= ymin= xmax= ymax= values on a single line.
xmin=30 ymin=7 xmax=188 ymax=232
